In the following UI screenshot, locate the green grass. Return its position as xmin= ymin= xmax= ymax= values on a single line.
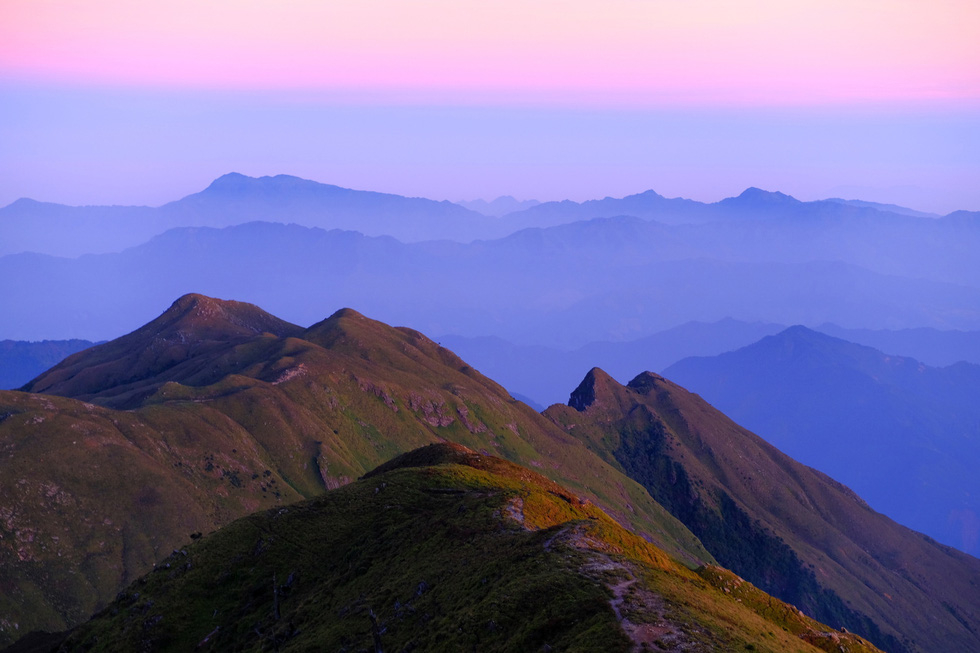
xmin=57 ymin=446 xmax=881 ymax=653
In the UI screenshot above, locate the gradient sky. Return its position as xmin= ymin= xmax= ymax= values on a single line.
xmin=2 ymin=0 xmax=978 ymax=212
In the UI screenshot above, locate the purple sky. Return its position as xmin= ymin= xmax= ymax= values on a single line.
xmin=2 ymin=1 xmax=978 ymax=213
xmin=2 ymin=84 xmax=977 ymax=214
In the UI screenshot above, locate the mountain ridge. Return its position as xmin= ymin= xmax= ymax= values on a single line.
xmin=545 ymin=367 xmax=980 ymax=653
xmin=10 ymin=444 xmax=883 ymax=653
xmin=0 ymin=295 xmax=711 ymax=646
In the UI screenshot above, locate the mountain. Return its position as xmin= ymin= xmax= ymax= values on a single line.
xmin=162 ymin=173 xmax=491 ymax=243
xmin=14 ymin=444 xmax=883 ymax=653
xmin=0 ymin=174 xmax=492 ymax=258
xmin=3 ymin=295 xmax=978 ymax=651
xmin=815 ymin=323 xmax=980 ymax=367
xmin=0 ymin=295 xmax=708 ymax=646
xmin=7 ymin=178 xmax=976 ymax=271
xmin=21 ymin=293 xmax=304 ymax=407
xmin=456 ymin=195 xmax=540 ymax=216
xmin=0 ymin=340 xmax=97 ymax=390
xmin=545 ymin=369 xmax=980 ymax=653
xmin=496 ymin=189 xmax=710 ymax=230
xmin=663 ymin=326 xmax=980 ymax=556
xmin=440 ymin=319 xmax=786 ymax=407
xmin=823 ymin=198 xmax=940 ymax=219
xmin=3 ymin=219 xmax=980 ymax=344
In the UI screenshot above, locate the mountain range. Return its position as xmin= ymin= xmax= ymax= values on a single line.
xmin=6 ymin=174 xmax=975 ymax=261
xmin=3 ymin=217 xmax=979 ymax=345
xmin=0 ymin=174 xmax=488 ymax=258
xmin=2 ymin=295 xmax=979 ymax=652
xmin=3 ymin=174 xmax=978 ymax=351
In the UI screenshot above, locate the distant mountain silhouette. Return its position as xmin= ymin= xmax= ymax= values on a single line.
xmin=824 ymin=197 xmax=940 ymax=218
xmin=5 ymin=176 xmax=976 ymax=263
xmin=0 ymin=174 xmax=491 ymax=257
xmin=0 ymin=339 xmax=97 ymax=390
xmin=2 ymin=220 xmax=979 ymax=344
xmin=456 ymin=195 xmax=540 ymax=216
xmin=440 ymin=318 xmax=786 ymax=407
xmin=815 ymin=323 xmax=980 ymax=367
xmin=664 ymin=326 xmax=980 ymax=556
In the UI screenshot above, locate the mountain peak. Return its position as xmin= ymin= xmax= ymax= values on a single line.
xmin=361 ymin=442 xmax=482 ymax=479
xmin=324 ymin=307 xmax=368 ymax=321
xmin=625 ymin=371 xmax=670 ymax=394
xmin=203 ymin=172 xmax=252 ymax=192
xmin=198 ymin=173 xmax=331 ymax=198
xmin=568 ymin=367 xmax=622 ymax=411
xmin=22 ymin=294 xmax=302 ymax=405
xmin=156 ymin=293 xmax=301 ymax=340
xmin=727 ymin=187 xmax=799 ymax=205
xmin=741 ymin=187 xmax=791 ymax=199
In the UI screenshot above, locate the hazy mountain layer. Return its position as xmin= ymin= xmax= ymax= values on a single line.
xmin=0 ymin=295 xmax=708 ymax=646
xmin=442 ymin=321 xmax=980 ymax=408
xmin=815 ymin=323 xmax=980 ymax=367
xmin=545 ymin=370 xmax=980 ymax=653
xmin=0 ymin=174 xmax=490 ymax=258
xmin=3 ymin=175 xmax=977 ymax=291
xmin=456 ymin=195 xmax=540 ymax=216
xmin=440 ymin=319 xmax=786 ymax=406
xmin=664 ymin=326 xmax=980 ymax=556
xmin=0 ymin=340 xmax=96 ymax=390
xmin=3 ymin=220 xmax=979 ymax=344
xmin=18 ymin=445 xmax=882 ymax=653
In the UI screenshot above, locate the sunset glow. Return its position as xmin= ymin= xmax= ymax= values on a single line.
xmin=1 ymin=1 xmax=978 ymax=210
xmin=3 ymin=0 xmax=979 ymax=106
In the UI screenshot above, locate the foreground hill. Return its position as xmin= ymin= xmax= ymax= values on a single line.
xmin=664 ymin=326 xmax=980 ymax=556
xmin=0 ymin=295 xmax=706 ymax=645
xmin=545 ymin=370 xmax=980 ymax=653
xmin=14 ymin=444 xmax=882 ymax=653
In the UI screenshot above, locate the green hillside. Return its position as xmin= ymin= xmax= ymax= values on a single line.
xmin=0 ymin=295 xmax=707 ymax=646
xmin=36 ymin=445 xmax=882 ymax=653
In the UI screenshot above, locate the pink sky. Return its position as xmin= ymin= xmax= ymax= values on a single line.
xmin=3 ymin=0 xmax=979 ymax=106
xmin=1 ymin=1 xmax=978 ymax=211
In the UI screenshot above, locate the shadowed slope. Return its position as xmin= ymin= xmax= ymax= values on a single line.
xmin=29 ymin=446 xmax=882 ymax=653
xmin=546 ymin=369 xmax=980 ymax=653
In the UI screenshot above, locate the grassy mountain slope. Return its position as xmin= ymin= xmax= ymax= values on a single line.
xmin=0 ymin=296 xmax=709 ymax=646
xmin=28 ymin=444 xmax=881 ymax=653
xmin=545 ymin=369 xmax=980 ymax=653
